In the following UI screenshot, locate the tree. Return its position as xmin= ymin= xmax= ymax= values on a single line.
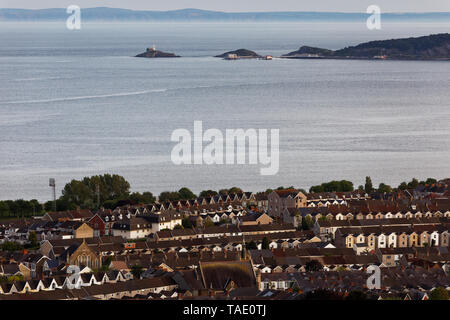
xmin=7 ymin=275 xmax=24 ymax=283
xmin=28 ymin=231 xmax=38 ymax=247
xmin=204 ymin=219 xmax=215 ymax=228
xmin=261 ymin=237 xmax=270 ymax=250
xmin=199 ymin=190 xmax=218 ymax=197
xmin=1 ymin=241 xmax=24 ymax=252
xmin=301 ymin=216 xmax=314 ymax=230
xmin=422 ymin=178 xmax=437 ymax=185
xmin=398 ymin=181 xmax=408 ymax=190
xmin=407 ymin=178 xmax=419 ymax=189
xmin=131 ymin=265 xmax=144 ymax=279
xmin=158 ymin=191 xmax=180 ymax=203
xmin=364 ymin=176 xmax=373 ymax=193
xmin=228 ymin=187 xmax=243 ymax=194
xmin=178 ymin=187 xmax=196 ymax=200
xmin=128 ymin=192 xmax=155 ymax=204
xmin=60 ymin=174 xmax=131 ymax=209
xmin=309 ymin=180 xmax=354 ymax=193
xmin=430 ymin=287 xmax=449 ymax=300
xmin=305 ymin=260 xmax=323 ymax=272
xmin=218 ymin=189 xmax=229 ymax=195
xmin=0 ymin=201 xmax=9 ymax=217
xmin=378 ymin=183 xmax=392 ymax=193
xmin=173 ymin=224 xmax=183 ymax=230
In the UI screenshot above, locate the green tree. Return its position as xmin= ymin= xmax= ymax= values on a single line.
xmin=158 ymin=191 xmax=180 ymax=203
xmin=204 ymin=220 xmax=215 ymax=228
xmin=301 ymin=216 xmax=314 ymax=230
xmin=423 ymin=178 xmax=437 ymax=185
xmin=1 ymin=241 xmax=24 ymax=252
xmin=261 ymin=237 xmax=270 ymax=250
xmin=309 ymin=180 xmax=354 ymax=193
xmin=199 ymin=190 xmax=218 ymax=197
xmin=128 ymin=192 xmax=155 ymax=204
xmin=364 ymin=176 xmax=373 ymax=193
xmin=228 ymin=187 xmax=243 ymax=194
xmin=407 ymin=178 xmax=420 ymax=189
xmin=0 ymin=201 xmax=9 ymax=217
xmin=28 ymin=231 xmax=38 ymax=247
xmin=378 ymin=183 xmax=392 ymax=193
xmin=8 ymin=275 xmax=24 ymax=283
xmin=178 ymin=187 xmax=197 ymax=200
xmin=61 ymin=174 xmax=131 ymax=209
xmin=430 ymin=287 xmax=449 ymax=300
xmin=398 ymin=182 xmax=408 ymax=190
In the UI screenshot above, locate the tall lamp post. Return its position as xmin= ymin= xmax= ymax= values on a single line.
xmin=49 ymin=178 xmax=56 ymax=211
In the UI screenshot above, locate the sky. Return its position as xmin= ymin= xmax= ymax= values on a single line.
xmin=1 ymin=0 xmax=450 ymax=12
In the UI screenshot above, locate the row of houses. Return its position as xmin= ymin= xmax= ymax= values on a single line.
xmin=335 ymin=224 xmax=449 ymax=250
xmin=0 ymin=268 xmax=130 ymax=294
xmin=0 ymin=274 xmax=176 ymax=298
xmin=257 ymin=266 xmax=449 ymax=294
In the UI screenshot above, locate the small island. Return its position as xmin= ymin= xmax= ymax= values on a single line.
xmin=135 ymin=46 xmax=180 ymax=58
xmin=215 ymin=49 xmax=262 ymax=60
xmin=282 ymin=33 xmax=450 ymax=61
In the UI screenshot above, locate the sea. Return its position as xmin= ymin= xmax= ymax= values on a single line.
xmin=0 ymin=21 xmax=449 ymax=201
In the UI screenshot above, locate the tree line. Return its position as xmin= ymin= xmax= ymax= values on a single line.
xmin=308 ymin=177 xmax=438 ymax=194
xmin=0 ymin=174 xmax=441 ymax=218
xmin=0 ymin=199 xmax=43 ymax=218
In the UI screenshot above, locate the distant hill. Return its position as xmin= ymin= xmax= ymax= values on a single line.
xmin=1 ymin=7 xmax=450 ymax=22
xmin=283 ymin=33 xmax=450 ymax=60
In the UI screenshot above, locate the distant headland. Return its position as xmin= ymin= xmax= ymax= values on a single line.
xmin=1 ymin=8 xmax=450 ymax=22
xmin=282 ymin=33 xmax=450 ymax=61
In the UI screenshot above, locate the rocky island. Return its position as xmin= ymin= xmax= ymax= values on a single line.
xmin=282 ymin=33 xmax=450 ymax=61
xmin=135 ymin=46 xmax=180 ymax=58
xmin=215 ymin=49 xmax=262 ymax=59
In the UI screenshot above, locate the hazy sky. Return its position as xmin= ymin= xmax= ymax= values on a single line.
xmin=1 ymin=0 xmax=450 ymax=12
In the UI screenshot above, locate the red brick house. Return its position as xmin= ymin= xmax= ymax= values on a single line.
xmin=87 ymin=214 xmax=106 ymax=237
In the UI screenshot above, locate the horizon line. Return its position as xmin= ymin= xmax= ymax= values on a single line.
xmin=1 ymin=7 xmax=450 ymax=14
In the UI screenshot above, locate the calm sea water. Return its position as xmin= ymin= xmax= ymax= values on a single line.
xmin=0 ymin=22 xmax=450 ymax=201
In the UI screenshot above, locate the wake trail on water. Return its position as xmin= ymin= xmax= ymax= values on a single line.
xmin=1 ymin=89 xmax=168 ymax=104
